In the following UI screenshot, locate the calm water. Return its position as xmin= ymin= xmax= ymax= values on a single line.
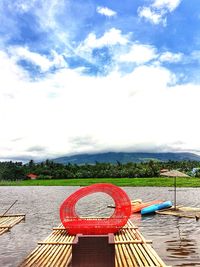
xmin=0 ymin=186 xmax=200 ymax=267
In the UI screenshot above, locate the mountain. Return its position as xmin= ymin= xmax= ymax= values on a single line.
xmin=52 ymin=152 xmax=200 ymax=164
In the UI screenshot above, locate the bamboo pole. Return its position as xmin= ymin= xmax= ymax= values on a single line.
xmin=1 ymin=200 xmax=18 ymax=217
xmin=174 ymin=176 xmax=177 ymax=210
xmin=0 ymin=214 xmax=25 ymax=217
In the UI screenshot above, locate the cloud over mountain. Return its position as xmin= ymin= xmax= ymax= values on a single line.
xmin=0 ymin=0 xmax=200 ymax=161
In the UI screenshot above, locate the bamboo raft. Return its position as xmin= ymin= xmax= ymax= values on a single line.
xmin=156 ymin=206 xmax=200 ymax=219
xmin=0 ymin=214 xmax=26 ymax=236
xmin=19 ymin=219 xmax=169 ymax=267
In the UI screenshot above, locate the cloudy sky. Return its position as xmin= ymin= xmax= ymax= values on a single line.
xmin=0 ymin=0 xmax=200 ymax=161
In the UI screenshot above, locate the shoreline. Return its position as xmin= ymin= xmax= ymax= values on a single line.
xmin=0 ymin=177 xmax=200 ymax=187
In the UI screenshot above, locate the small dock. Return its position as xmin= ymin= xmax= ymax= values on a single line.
xmin=0 ymin=214 xmax=25 ymax=236
xmin=19 ymin=219 xmax=169 ymax=267
xmin=156 ymin=206 xmax=200 ymax=219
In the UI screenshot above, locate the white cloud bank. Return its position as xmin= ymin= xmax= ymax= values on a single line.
xmin=76 ymin=28 xmax=183 ymax=67
xmin=138 ymin=0 xmax=182 ymax=25
xmin=1 ymin=45 xmax=200 ymax=161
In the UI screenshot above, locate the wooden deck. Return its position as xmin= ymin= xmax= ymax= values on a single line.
xmin=0 ymin=214 xmax=25 ymax=236
xmin=19 ymin=219 xmax=169 ymax=267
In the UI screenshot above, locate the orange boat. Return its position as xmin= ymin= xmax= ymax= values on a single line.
xmin=131 ymin=200 xmax=163 ymax=213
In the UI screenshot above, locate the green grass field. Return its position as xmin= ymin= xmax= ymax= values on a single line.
xmin=0 ymin=177 xmax=200 ymax=187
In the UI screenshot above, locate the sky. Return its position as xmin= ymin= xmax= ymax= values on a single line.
xmin=1 ymin=0 xmax=200 ymax=161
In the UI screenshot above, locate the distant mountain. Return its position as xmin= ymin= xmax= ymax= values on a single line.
xmin=52 ymin=152 xmax=200 ymax=164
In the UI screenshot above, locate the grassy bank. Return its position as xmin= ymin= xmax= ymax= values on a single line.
xmin=0 ymin=177 xmax=200 ymax=187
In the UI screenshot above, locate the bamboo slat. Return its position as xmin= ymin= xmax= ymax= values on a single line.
xmin=0 ymin=214 xmax=25 ymax=236
xmin=19 ymin=219 xmax=170 ymax=267
xmin=0 ymin=228 xmax=8 ymax=235
xmin=0 ymin=214 xmax=26 ymax=217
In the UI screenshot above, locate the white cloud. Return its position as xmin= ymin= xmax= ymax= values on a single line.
xmin=138 ymin=7 xmax=164 ymax=25
xmin=78 ymin=28 xmax=128 ymax=51
xmin=138 ymin=0 xmax=182 ymax=25
xmin=153 ymin=0 xmax=181 ymax=12
xmin=1 ymin=48 xmax=200 ymax=160
xmin=76 ymin=28 xmax=129 ymax=63
xmin=120 ymin=44 xmax=157 ymax=64
xmin=10 ymin=47 xmax=66 ymax=72
xmin=159 ymin=51 xmax=183 ymax=62
xmin=96 ymin=6 xmax=117 ymax=17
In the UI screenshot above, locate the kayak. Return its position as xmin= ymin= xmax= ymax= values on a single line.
xmin=141 ymin=201 xmax=172 ymax=215
xmin=131 ymin=200 xmax=163 ymax=213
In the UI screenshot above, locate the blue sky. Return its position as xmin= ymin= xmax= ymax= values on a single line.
xmin=1 ymin=0 xmax=200 ymax=161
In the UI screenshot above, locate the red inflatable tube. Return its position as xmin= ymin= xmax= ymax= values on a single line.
xmin=60 ymin=183 xmax=131 ymax=235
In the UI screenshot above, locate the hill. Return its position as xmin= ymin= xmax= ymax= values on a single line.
xmin=52 ymin=152 xmax=200 ymax=165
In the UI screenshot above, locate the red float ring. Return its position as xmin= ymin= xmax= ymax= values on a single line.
xmin=60 ymin=183 xmax=131 ymax=235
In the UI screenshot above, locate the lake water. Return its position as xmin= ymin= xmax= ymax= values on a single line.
xmin=0 ymin=186 xmax=200 ymax=267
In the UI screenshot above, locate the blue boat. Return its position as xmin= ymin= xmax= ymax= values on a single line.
xmin=141 ymin=201 xmax=172 ymax=215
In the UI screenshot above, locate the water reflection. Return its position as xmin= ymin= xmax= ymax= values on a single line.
xmin=164 ymin=217 xmax=200 ymax=266
xmin=166 ymin=238 xmax=196 ymax=257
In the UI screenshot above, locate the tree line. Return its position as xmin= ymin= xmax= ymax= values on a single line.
xmin=1 ymin=159 xmax=200 ymax=181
